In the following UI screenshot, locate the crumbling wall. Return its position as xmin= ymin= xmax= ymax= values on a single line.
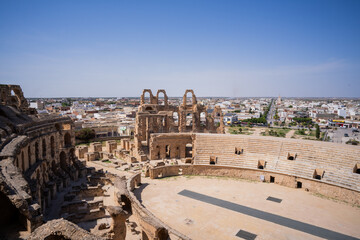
xmin=28 ymin=219 xmax=104 ymax=240
xmin=134 ymin=89 xmax=224 ymax=161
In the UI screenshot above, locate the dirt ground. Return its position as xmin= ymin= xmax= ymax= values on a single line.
xmin=135 ymin=176 xmax=360 ymax=240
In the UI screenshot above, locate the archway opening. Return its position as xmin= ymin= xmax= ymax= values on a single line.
xmin=21 ymin=151 xmax=25 ymax=171
xmin=172 ymin=112 xmax=179 ymax=126
xmin=35 ymin=142 xmax=40 ymax=161
xmin=157 ymin=92 xmax=166 ymax=105
xmin=209 ymin=156 xmax=217 ymax=165
xmin=28 ymin=146 xmax=32 ymax=167
xmin=44 ymin=235 xmax=71 ymax=240
xmin=60 ymin=151 xmax=67 ymax=170
xmin=143 ymin=91 xmax=151 ymax=104
xmin=185 ymin=143 xmax=192 ymax=158
xmin=200 ymin=112 xmax=206 ymax=127
xmin=51 ymin=136 xmax=55 ymax=158
xmin=186 ymin=112 xmax=192 ymax=127
xmin=42 ymin=139 xmax=47 ymax=158
xmin=64 ymin=132 xmax=71 ymax=147
xmin=184 ymin=91 xmax=194 ymax=105
xmin=165 ymin=145 xmax=170 ymax=158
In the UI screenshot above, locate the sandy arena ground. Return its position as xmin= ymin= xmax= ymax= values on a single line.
xmin=134 ymin=176 xmax=360 ymax=240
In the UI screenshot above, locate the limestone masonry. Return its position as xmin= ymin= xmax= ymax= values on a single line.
xmin=0 ymin=85 xmax=359 ymax=240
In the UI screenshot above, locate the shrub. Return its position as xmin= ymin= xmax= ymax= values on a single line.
xmin=75 ymin=128 xmax=95 ymax=141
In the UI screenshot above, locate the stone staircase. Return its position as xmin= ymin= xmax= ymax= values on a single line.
xmin=193 ymin=133 xmax=360 ymax=190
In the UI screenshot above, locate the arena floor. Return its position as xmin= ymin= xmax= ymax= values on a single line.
xmin=134 ymin=176 xmax=360 ymax=240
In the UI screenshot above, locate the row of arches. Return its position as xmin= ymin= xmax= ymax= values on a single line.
xmin=15 ymin=132 xmax=72 ymax=172
xmin=141 ymin=89 xmax=198 ymax=106
xmin=141 ymin=89 xmax=169 ymax=105
xmin=152 ymin=143 xmax=193 ymax=159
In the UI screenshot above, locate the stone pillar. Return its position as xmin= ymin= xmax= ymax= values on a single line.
xmin=107 ymin=206 xmax=129 ymax=240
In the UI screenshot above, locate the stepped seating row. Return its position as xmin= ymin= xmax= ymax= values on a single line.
xmin=193 ymin=134 xmax=360 ymax=190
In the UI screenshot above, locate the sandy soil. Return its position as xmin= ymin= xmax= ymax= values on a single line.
xmin=135 ymin=176 xmax=360 ymax=240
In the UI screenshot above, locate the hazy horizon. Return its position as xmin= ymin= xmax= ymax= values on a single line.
xmin=1 ymin=0 xmax=360 ymax=98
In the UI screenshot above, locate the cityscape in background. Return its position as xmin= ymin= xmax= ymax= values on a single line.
xmin=28 ymin=95 xmax=360 ymax=145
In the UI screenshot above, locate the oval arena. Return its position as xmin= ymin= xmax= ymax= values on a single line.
xmin=0 ymin=86 xmax=359 ymax=240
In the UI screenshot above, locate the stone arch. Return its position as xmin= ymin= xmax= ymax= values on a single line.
xmin=60 ymin=151 xmax=67 ymax=170
xmin=185 ymin=143 xmax=192 ymax=158
xmin=186 ymin=112 xmax=193 ymax=127
xmin=200 ymin=111 xmax=207 ymax=127
xmin=55 ymin=123 xmax=61 ymax=132
xmin=156 ymin=89 xmax=168 ymax=106
xmin=50 ymin=136 xmax=55 ymax=158
xmin=182 ymin=89 xmax=197 ymax=106
xmin=44 ymin=234 xmax=70 ymax=240
xmin=10 ymin=86 xmax=26 ymax=109
xmin=156 ymin=145 xmax=160 ymax=159
xmin=36 ymin=169 xmax=41 ymax=185
xmin=35 ymin=141 xmax=40 ymax=161
xmin=140 ymin=89 xmax=154 ymax=105
xmin=64 ymin=132 xmax=71 ymax=147
xmin=156 ymin=228 xmax=169 ymax=240
xmin=165 ymin=145 xmax=170 ymax=158
xmin=172 ymin=112 xmax=179 ymax=126
xmin=21 ymin=151 xmax=25 ymax=171
xmin=51 ymin=160 xmax=56 ymax=172
xmin=42 ymin=138 xmax=47 ymax=158
xmin=142 ymin=231 xmax=150 ymax=240
xmin=28 ymin=145 xmax=32 ymax=167
xmin=69 ymin=148 xmax=75 ymax=164
xmin=212 ymin=106 xmax=224 ymax=133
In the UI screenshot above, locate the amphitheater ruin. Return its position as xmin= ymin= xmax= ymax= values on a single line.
xmin=0 ymin=85 xmax=359 ymax=240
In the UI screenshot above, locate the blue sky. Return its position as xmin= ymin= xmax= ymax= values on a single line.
xmin=0 ymin=0 xmax=359 ymax=97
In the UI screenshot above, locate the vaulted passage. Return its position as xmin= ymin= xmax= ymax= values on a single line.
xmin=0 ymin=191 xmax=22 ymax=228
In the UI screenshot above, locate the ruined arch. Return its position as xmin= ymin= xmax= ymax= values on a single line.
xmin=156 ymin=228 xmax=169 ymax=240
xmin=60 ymin=151 xmax=67 ymax=170
xmin=185 ymin=143 xmax=192 ymax=158
xmin=42 ymin=138 xmax=47 ymax=158
xmin=64 ymin=132 xmax=71 ymax=147
xmin=69 ymin=148 xmax=75 ymax=164
xmin=50 ymin=136 xmax=55 ymax=158
xmin=172 ymin=112 xmax=179 ymax=126
xmin=55 ymin=123 xmax=61 ymax=132
xmin=182 ymin=89 xmax=197 ymax=106
xmin=165 ymin=145 xmax=170 ymax=158
xmin=186 ymin=112 xmax=193 ymax=127
xmin=35 ymin=141 xmax=40 ymax=161
xmin=21 ymin=151 xmax=25 ymax=171
xmin=156 ymin=89 xmax=168 ymax=106
xmin=141 ymin=89 xmax=154 ymax=105
xmin=28 ymin=145 xmax=32 ymax=167
xmin=200 ymin=111 xmax=207 ymax=127
xmin=212 ymin=106 xmax=224 ymax=133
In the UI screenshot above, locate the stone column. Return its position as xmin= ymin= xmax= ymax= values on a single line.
xmin=107 ymin=206 xmax=129 ymax=240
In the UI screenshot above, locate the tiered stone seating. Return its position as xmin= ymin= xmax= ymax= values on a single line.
xmin=194 ymin=133 xmax=360 ymax=190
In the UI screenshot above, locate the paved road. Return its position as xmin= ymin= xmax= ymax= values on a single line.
xmin=328 ymin=128 xmax=360 ymax=144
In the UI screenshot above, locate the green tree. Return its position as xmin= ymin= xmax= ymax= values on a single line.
xmin=315 ymin=124 xmax=320 ymax=139
xmin=75 ymin=128 xmax=95 ymax=141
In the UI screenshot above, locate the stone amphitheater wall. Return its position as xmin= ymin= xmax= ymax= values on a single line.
xmin=0 ymin=117 xmax=79 ymax=232
xmin=149 ymin=165 xmax=360 ymax=205
xmin=126 ymin=173 xmax=191 ymax=240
